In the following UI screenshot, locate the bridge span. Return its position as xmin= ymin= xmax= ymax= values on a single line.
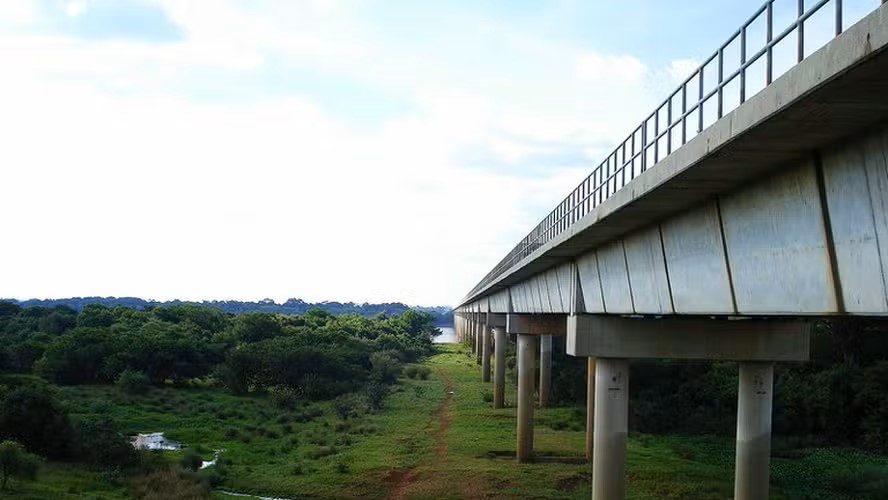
xmin=454 ymin=1 xmax=888 ymax=499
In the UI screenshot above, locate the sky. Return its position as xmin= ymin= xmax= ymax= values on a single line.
xmin=0 ymin=0 xmax=876 ymax=307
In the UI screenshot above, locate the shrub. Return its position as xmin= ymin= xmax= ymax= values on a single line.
xmin=224 ymin=428 xmax=239 ymax=439
xmin=130 ymin=466 xmax=211 ymax=500
xmin=369 ymin=351 xmax=402 ymax=385
xmin=0 ymin=440 xmax=39 ymax=490
xmin=291 ymin=463 xmax=307 ymax=475
xmin=481 ymin=390 xmax=493 ymax=403
xmin=548 ymin=419 xmax=568 ymax=431
xmin=179 ymin=451 xmax=203 ymax=472
xmin=307 ymin=446 xmax=337 ymax=460
xmin=364 ymin=382 xmax=389 ymax=410
xmin=336 ymin=462 xmax=350 ymax=474
xmin=404 ymin=366 xmax=419 ymax=379
xmin=71 ymin=415 xmax=137 ymax=467
xmin=416 ymin=367 xmax=431 ymax=380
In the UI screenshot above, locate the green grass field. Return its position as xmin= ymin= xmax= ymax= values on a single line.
xmin=2 ymin=344 xmax=887 ymax=499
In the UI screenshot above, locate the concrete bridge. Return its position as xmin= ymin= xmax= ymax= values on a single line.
xmin=454 ymin=1 xmax=888 ymax=499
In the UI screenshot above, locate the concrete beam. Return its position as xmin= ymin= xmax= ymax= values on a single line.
xmin=506 ymin=314 xmax=567 ymax=336
xmin=487 ymin=313 xmax=507 ymax=328
xmin=567 ymin=316 xmax=810 ymax=361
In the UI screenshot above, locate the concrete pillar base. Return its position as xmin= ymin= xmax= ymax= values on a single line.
xmin=592 ymin=358 xmax=629 ymax=500
xmin=494 ymin=327 xmax=506 ymax=408
xmin=734 ymin=362 xmax=774 ymax=500
xmin=517 ymin=334 xmax=536 ymax=462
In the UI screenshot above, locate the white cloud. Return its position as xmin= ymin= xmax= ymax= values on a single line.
xmin=66 ymin=1 xmax=88 ymax=18
xmin=0 ymin=1 xmax=692 ymax=306
xmin=0 ymin=0 xmax=36 ymax=23
xmin=668 ymin=58 xmax=699 ymax=82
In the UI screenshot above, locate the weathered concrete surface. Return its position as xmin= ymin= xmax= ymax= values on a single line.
xmin=493 ymin=327 xmax=506 ymax=408
xmin=506 ymin=314 xmax=567 ymax=336
xmin=567 ymin=316 xmax=810 ymax=361
xmin=734 ymin=362 xmax=774 ymax=500
xmin=516 ymin=334 xmax=536 ymax=462
xmin=719 ymin=160 xmax=837 ymax=314
xmin=585 ymin=357 xmax=596 ymax=461
xmin=539 ymin=335 xmax=552 ymax=407
xmin=660 ymin=202 xmax=735 ymax=314
xmin=822 ymin=129 xmax=888 ymax=313
xmin=458 ymin=4 xmax=888 ymax=310
xmin=624 ymin=226 xmax=673 ymax=314
xmin=481 ymin=324 xmax=491 ymax=383
xmin=592 ymin=358 xmax=629 ymax=500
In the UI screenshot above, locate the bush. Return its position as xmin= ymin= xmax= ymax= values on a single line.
xmin=71 ymin=415 xmax=137 ymax=467
xmin=130 ymin=466 xmax=211 ymax=500
xmin=480 ymin=390 xmax=493 ymax=403
xmin=0 ymin=440 xmax=39 ymax=490
xmin=179 ymin=451 xmax=203 ymax=472
xmin=416 ymin=367 xmax=431 ymax=380
xmin=364 ymin=382 xmax=389 ymax=410
xmin=369 ymin=351 xmax=402 ymax=385
xmin=271 ymin=387 xmax=298 ymax=411
xmin=224 ymin=428 xmax=238 ymax=439
xmin=332 ymin=393 xmax=368 ymax=420
xmin=116 ymin=370 xmax=151 ymax=395
xmin=404 ymin=366 xmax=419 ymax=379
xmin=336 ymin=462 xmax=350 ymax=473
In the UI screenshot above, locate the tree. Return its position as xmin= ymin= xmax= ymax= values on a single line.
xmin=0 ymin=440 xmax=39 ymax=490
xmin=76 ymin=304 xmax=114 ymax=328
xmin=0 ymin=386 xmax=73 ymax=458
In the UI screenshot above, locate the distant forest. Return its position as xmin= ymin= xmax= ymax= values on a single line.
xmin=1 ymin=297 xmax=453 ymax=326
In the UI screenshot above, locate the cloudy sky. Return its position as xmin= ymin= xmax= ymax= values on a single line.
xmin=0 ymin=0 xmax=875 ymax=306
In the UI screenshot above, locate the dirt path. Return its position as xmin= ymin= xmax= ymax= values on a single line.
xmin=387 ymin=367 xmax=454 ymax=500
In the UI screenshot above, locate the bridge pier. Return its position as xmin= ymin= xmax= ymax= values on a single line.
xmin=493 ymin=327 xmax=506 ymax=408
xmin=539 ymin=335 xmax=552 ymax=407
xmin=568 ymin=315 xmax=808 ymax=499
xmin=507 ymin=313 xmax=567 ymax=461
xmin=591 ymin=357 xmax=629 ymax=500
xmin=735 ymin=361 xmax=774 ymax=500
xmin=585 ymin=357 xmax=596 ymax=461
xmin=516 ymin=333 xmax=536 ymax=462
xmin=481 ymin=323 xmax=492 ymax=382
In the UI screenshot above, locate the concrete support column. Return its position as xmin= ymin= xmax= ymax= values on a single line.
xmin=481 ymin=324 xmax=491 ymax=382
xmin=734 ymin=362 xmax=774 ymax=500
xmin=516 ymin=334 xmax=536 ymax=462
xmin=585 ymin=357 xmax=596 ymax=461
xmin=493 ymin=327 xmax=506 ymax=408
xmin=592 ymin=358 xmax=629 ymax=500
xmin=539 ymin=334 xmax=552 ymax=407
xmin=476 ymin=324 xmax=483 ymax=366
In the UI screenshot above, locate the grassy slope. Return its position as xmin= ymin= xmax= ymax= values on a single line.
xmin=3 ymin=344 xmax=887 ymax=499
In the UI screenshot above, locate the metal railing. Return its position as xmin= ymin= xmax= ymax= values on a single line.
xmin=463 ymin=0 xmax=859 ymax=303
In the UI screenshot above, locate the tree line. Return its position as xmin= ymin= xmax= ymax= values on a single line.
xmin=2 ymin=297 xmax=453 ymax=325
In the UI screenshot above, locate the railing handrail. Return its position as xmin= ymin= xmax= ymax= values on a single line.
xmin=460 ymin=0 xmax=857 ymax=305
